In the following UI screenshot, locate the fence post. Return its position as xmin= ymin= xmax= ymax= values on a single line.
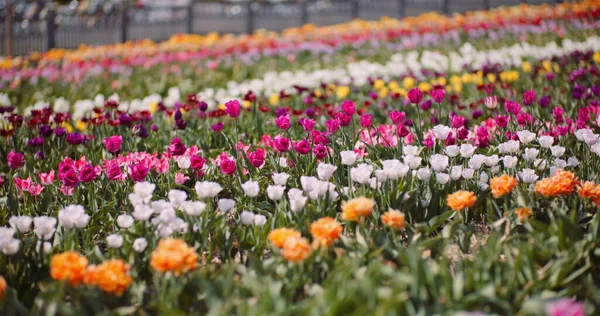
xmin=300 ymin=0 xmax=309 ymax=25
xmin=483 ymin=0 xmax=490 ymax=10
xmin=351 ymin=0 xmax=359 ymax=20
xmin=398 ymin=0 xmax=405 ymax=18
xmin=5 ymin=0 xmax=12 ymax=57
xmin=46 ymin=7 xmax=56 ymax=51
xmin=246 ymin=1 xmax=255 ymax=35
xmin=442 ymin=0 xmax=449 ymax=15
xmin=186 ymin=3 xmax=194 ymax=34
xmin=120 ymin=1 xmax=129 ymax=43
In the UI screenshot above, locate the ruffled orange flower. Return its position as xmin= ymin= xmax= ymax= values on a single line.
xmin=447 ymin=190 xmax=476 ymax=211
xmin=310 ymin=217 xmax=343 ymax=247
xmin=381 ymin=209 xmax=406 ymax=230
xmin=514 ymin=207 xmax=533 ymax=221
xmin=282 ymin=237 xmax=312 ymax=263
xmin=577 ymin=181 xmax=599 ymax=199
xmin=0 ymin=275 xmax=6 ymax=301
xmin=150 ymin=238 xmax=198 ymax=275
xmin=83 ymin=259 xmax=132 ymax=296
xmin=490 ymin=174 xmax=518 ymax=198
xmin=268 ymin=228 xmax=301 ymax=248
xmin=341 ymin=197 xmax=375 ymax=221
xmin=535 ymin=170 xmax=579 ymax=198
xmin=50 ymin=251 xmax=89 ymax=286
xmin=577 ymin=181 xmax=600 ymax=205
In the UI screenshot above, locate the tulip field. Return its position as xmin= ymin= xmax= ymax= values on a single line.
xmin=2 ymin=1 xmax=600 ymax=314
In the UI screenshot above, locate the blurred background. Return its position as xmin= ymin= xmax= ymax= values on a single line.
xmin=1 ymin=0 xmax=558 ymax=56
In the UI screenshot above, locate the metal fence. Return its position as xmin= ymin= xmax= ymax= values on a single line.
xmin=1 ymin=0 xmax=560 ymax=57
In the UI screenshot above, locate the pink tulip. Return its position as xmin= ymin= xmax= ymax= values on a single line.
xmin=190 ymin=155 xmax=206 ymax=170
xmin=220 ymin=158 xmax=236 ymax=175
xmin=38 ymin=171 xmax=55 ymax=185
xmin=389 ymin=110 xmax=406 ymax=125
xmin=103 ymin=135 xmax=123 ymax=153
xmin=431 ymin=89 xmax=446 ymax=103
xmin=274 ymin=137 xmax=291 ymax=153
xmin=408 ymin=88 xmax=423 ymax=104
xmin=175 ymin=173 xmax=190 ymax=185
xmin=7 ymin=151 xmax=25 ymax=169
xmin=28 ymin=183 xmax=44 ymax=196
xmin=248 ymin=150 xmax=265 ymax=168
xmin=294 ymin=139 xmax=311 ymax=155
xmin=60 ymin=185 xmax=75 ymax=196
xmin=168 ymin=138 xmax=187 ymax=156
xmin=359 ymin=114 xmax=373 ymax=128
xmin=325 ymin=119 xmax=340 ymax=134
xmin=341 ymin=100 xmax=356 ymax=116
xmin=225 ymin=100 xmax=241 ymax=118
xmin=14 ymin=177 xmax=32 ymax=191
xmin=275 ymin=115 xmax=291 ymax=130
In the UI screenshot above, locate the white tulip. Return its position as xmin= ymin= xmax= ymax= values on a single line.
xmin=350 ymin=163 xmax=373 ymax=184
xmin=240 ymin=211 xmax=255 ymax=225
xmin=133 ymin=181 xmax=156 ymax=201
xmin=9 ymin=215 xmax=32 ymax=233
xmin=106 ymin=234 xmax=124 ymax=248
xmin=416 ymin=168 xmax=432 ymax=181
xmin=381 ymin=159 xmax=409 ymax=180
xmin=502 ymin=156 xmax=518 ymax=169
xmin=128 ymin=193 xmax=147 ymax=207
xmin=288 ymin=188 xmax=305 ymax=200
xmin=218 ymin=199 xmax=236 ymax=212
xmin=429 ymin=154 xmax=449 ymax=172
xmin=253 ymin=215 xmax=267 ymax=227
xmin=340 ymin=150 xmax=358 ymax=165
xmin=450 ymin=166 xmax=462 ymax=180
xmin=538 ymin=135 xmax=554 ymax=148
xmin=176 ymin=156 xmax=192 ymax=169
xmin=462 ymin=168 xmax=475 ymax=179
xmin=519 ymin=168 xmax=539 ymax=183
xmin=181 ymin=201 xmax=206 ymax=216
xmin=272 ymin=172 xmax=290 ymax=186
xmin=374 ymin=170 xmax=388 ymax=183
xmin=194 ymin=181 xmax=223 ymax=198
xmin=445 ymin=145 xmax=460 ymax=157
xmin=117 ymin=214 xmax=134 ymax=229
xmin=267 ymin=185 xmax=286 ymax=201
xmin=468 ymin=155 xmax=486 ymax=170
xmin=432 ymin=125 xmax=451 ymax=140
xmin=132 ymin=204 xmax=154 ymax=221
xmin=403 ymin=155 xmax=422 ymax=169
xmin=460 ymin=144 xmax=477 ymax=158
xmin=523 ymin=148 xmax=539 ymax=161
xmin=33 ymin=216 xmax=57 ymax=240
xmin=278 ymin=157 xmax=289 ymax=168
xmin=567 ymin=157 xmax=580 ymax=167
xmin=554 ymin=159 xmax=567 ymax=169
xmin=317 ymin=163 xmax=338 ymax=181
xmin=484 ymin=155 xmax=500 ymax=167
xmin=58 ymin=205 xmax=88 ymax=229
xmin=550 ymin=145 xmax=565 ymax=158
xmin=290 ymin=196 xmax=308 ymax=212
xmin=435 ymin=173 xmax=450 ymax=185
xmin=498 ymin=140 xmax=520 ymax=154
xmin=403 ymin=145 xmax=420 ymax=156
xmin=133 ymin=238 xmax=148 ymax=253
xmin=241 ymin=180 xmax=260 ymax=197
xmin=168 ymin=190 xmax=188 ymax=208
xmin=517 ymin=130 xmax=536 ymax=144
xmin=1 ymin=238 xmax=20 ymax=255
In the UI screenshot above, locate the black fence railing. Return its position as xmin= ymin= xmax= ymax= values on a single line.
xmin=1 ymin=0 xmax=560 ymax=57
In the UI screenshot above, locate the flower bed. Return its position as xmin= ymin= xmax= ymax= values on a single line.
xmin=1 ymin=1 xmax=600 ymax=315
